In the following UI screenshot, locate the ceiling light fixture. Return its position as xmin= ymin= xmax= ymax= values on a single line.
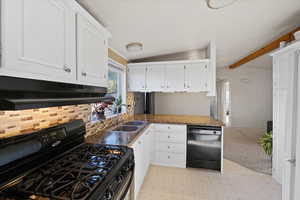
xmin=126 ymin=42 xmax=143 ymax=52
xmin=206 ymin=0 xmax=239 ymax=9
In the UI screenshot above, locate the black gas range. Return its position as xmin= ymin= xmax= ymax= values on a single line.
xmin=0 ymin=120 xmax=134 ymax=200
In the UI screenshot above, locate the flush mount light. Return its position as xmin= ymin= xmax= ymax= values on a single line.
xmin=206 ymin=0 xmax=239 ymax=9
xmin=126 ymin=42 xmax=143 ymax=52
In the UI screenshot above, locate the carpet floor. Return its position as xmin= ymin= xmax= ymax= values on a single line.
xmin=223 ymin=127 xmax=272 ymax=175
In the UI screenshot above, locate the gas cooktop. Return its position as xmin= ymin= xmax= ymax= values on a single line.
xmin=0 ymin=120 xmax=134 ymax=200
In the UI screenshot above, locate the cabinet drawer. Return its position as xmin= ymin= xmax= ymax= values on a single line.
xmin=152 ymin=124 xmax=186 ymax=132
xmin=154 ymin=152 xmax=186 ymax=168
xmin=155 ymin=142 xmax=186 ymax=154
xmin=155 ymin=132 xmax=186 ymax=143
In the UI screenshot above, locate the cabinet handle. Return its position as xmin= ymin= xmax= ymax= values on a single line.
xmin=168 ymin=146 xmax=170 ymax=149
xmin=168 ymin=136 xmax=171 ymax=139
xmin=168 ymin=156 xmax=171 ymax=159
xmin=64 ymin=66 xmax=71 ymax=73
xmin=81 ymin=72 xmax=87 ymax=76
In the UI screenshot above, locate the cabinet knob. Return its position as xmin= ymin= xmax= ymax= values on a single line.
xmin=81 ymin=72 xmax=87 ymax=76
xmin=168 ymin=135 xmax=171 ymax=138
xmin=168 ymin=156 xmax=171 ymax=159
xmin=168 ymin=146 xmax=170 ymax=149
xmin=64 ymin=66 xmax=71 ymax=73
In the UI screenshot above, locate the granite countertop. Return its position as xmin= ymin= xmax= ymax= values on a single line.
xmin=131 ymin=114 xmax=224 ymax=126
xmin=85 ymin=123 xmax=150 ymax=146
xmin=86 ymin=114 xmax=223 ymax=146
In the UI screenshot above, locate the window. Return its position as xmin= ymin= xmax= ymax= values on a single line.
xmin=107 ymin=65 xmax=124 ymax=99
xmin=91 ymin=60 xmax=126 ymax=123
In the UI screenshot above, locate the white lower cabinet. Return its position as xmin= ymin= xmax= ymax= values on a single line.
xmin=154 ymin=152 xmax=186 ymax=168
xmin=131 ymin=128 xmax=151 ymax=200
xmin=152 ymin=124 xmax=187 ymax=168
xmin=131 ymin=123 xmax=187 ymax=199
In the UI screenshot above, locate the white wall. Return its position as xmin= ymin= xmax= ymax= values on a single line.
xmin=217 ymin=55 xmax=273 ymax=129
xmin=154 ymin=92 xmax=211 ymax=116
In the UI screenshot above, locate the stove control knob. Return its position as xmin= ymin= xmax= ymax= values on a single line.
xmin=117 ymin=175 xmax=124 ymax=183
xmin=105 ymin=191 xmax=113 ymax=200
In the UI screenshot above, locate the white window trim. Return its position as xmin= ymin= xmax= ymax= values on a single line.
xmin=108 ymin=58 xmax=127 ymax=113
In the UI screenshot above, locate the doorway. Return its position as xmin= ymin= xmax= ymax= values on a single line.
xmin=216 ymin=80 xmax=231 ymax=127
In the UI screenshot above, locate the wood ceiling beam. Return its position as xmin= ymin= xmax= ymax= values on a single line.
xmin=229 ymin=26 xmax=300 ymax=69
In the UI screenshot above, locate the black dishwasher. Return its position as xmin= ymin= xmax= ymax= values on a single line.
xmin=187 ymin=125 xmax=222 ymax=171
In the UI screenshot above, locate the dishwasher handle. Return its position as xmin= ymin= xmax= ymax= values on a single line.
xmin=188 ymin=129 xmax=222 ymax=135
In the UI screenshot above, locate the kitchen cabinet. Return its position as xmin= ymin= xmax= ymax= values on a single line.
xmin=1 ymin=0 xmax=77 ymax=83
xmin=131 ymin=128 xmax=151 ymax=200
xmin=77 ymin=14 xmax=108 ymax=87
xmin=184 ymin=62 xmax=209 ymax=92
xmin=128 ymin=65 xmax=147 ymax=92
xmin=128 ymin=60 xmax=214 ymax=94
xmin=164 ymin=64 xmax=185 ymax=92
xmin=146 ymin=65 xmax=165 ymax=91
xmin=1 ymin=0 xmax=111 ymax=87
xmin=152 ymin=124 xmax=187 ymax=168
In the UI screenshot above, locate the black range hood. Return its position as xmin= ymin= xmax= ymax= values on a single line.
xmin=0 ymin=76 xmax=113 ymax=110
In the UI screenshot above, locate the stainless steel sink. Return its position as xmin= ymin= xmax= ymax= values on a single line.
xmin=112 ymin=125 xmax=139 ymax=132
xmin=124 ymin=121 xmax=145 ymax=126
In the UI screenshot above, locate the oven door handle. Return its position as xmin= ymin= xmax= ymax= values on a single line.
xmin=114 ymin=170 xmax=134 ymax=200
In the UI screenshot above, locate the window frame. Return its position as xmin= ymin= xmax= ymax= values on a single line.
xmin=107 ymin=58 xmax=127 ymax=115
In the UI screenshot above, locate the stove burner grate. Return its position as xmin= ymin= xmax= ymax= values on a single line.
xmin=10 ymin=144 xmax=128 ymax=200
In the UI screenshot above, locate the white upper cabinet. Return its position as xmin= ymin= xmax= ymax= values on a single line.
xmin=0 ymin=0 xmax=111 ymax=87
xmin=128 ymin=65 xmax=147 ymax=92
xmin=77 ymin=14 xmax=108 ymax=87
xmin=128 ymin=60 xmax=215 ymax=94
xmin=165 ymin=64 xmax=185 ymax=92
xmin=146 ymin=65 xmax=165 ymax=91
xmin=1 ymin=0 xmax=76 ymax=83
xmin=184 ymin=62 xmax=209 ymax=92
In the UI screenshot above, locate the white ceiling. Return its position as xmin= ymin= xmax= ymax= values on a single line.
xmin=77 ymin=0 xmax=300 ymax=67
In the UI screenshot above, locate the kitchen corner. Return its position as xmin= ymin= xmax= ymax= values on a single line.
xmin=86 ymin=114 xmax=224 ymax=199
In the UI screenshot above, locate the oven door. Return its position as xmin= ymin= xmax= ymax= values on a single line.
xmin=114 ymin=171 xmax=134 ymax=200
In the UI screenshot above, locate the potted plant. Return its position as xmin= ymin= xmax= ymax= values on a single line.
xmin=259 ymin=131 xmax=273 ymax=157
xmin=116 ymin=95 xmax=122 ymax=113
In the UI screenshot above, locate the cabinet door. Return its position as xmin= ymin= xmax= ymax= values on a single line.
xmin=165 ymin=64 xmax=185 ymax=91
xmin=132 ymin=138 xmax=143 ymax=200
xmin=128 ymin=65 xmax=146 ymax=92
xmin=143 ymin=131 xmax=151 ymax=175
xmin=77 ymin=14 xmax=108 ymax=87
xmin=1 ymin=0 xmax=76 ymax=83
xmin=185 ymin=62 xmax=209 ymax=92
xmin=146 ymin=65 xmax=165 ymax=91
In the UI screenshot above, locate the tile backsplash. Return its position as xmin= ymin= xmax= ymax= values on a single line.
xmin=0 ymin=92 xmax=135 ymax=139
